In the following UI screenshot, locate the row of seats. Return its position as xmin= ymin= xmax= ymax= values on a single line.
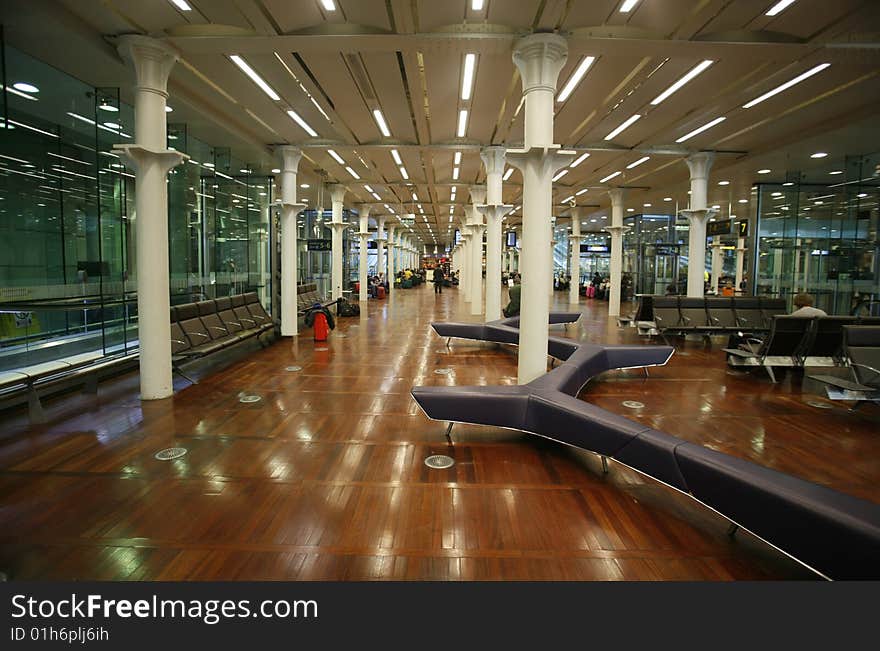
xmin=170 ymin=292 xmax=273 ymax=358
xmin=808 ymin=326 xmax=880 ymax=403
xmin=297 ymin=283 xmax=336 ymax=314
xmin=653 ymin=295 xmax=787 ymax=334
xmin=413 ymin=317 xmax=880 ymax=580
xmin=725 ymin=315 xmax=880 ymax=381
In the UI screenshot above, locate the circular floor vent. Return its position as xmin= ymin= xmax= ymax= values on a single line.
xmin=155 ymin=447 xmax=187 ymax=461
xmin=434 ymin=368 xmax=453 ymax=375
xmin=285 ymin=365 xmax=303 ymax=372
xmin=239 ymin=394 xmax=262 ymax=403
xmin=622 ymin=400 xmax=645 ymax=409
xmin=425 ymin=454 xmax=455 ymax=469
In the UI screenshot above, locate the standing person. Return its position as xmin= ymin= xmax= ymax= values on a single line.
xmin=432 ymin=266 xmax=444 ymax=294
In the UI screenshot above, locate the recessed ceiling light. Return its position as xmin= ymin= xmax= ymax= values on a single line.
xmin=643 ymin=203 xmax=652 ymax=207
xmin=557 ymin=56 xmax=597 ymax=103
xmin=239 ymin=168 xmax=250 ymax=174
xmin=626 ymin=156 xmax=650 ymax=169
xmin=103 ymin=122 xmax=121 ymax=129
xmin=320 ymin=0 xmax=336 ymax=11
xmin=758 ymin=169 xmax=771 ymax=174
xmin=391 ymin=149 xmax=402 ymax=165
xmin=345 ymin=166 xmax=360 ymax=179
xmin=168 ymin=0 xmax=192 ymax=10
xmin=400 ymin=166 xmax=409 ymax=180
xmin=782 ymin=181 xmax=794 ymax=186
xmin=229 ymin=55 xmax=280 ymax=101
xmin=454 ymin=151 xmax=462 ymax=166
xmin=738 ymin=199 xmax=748 ymax=203
xmin=271 ymin=168 xmax=280 ymax=173
xmin=372 ymin=109 xmax=391 ymax=137
xmin=98 ymin=102 xmax=118 ymax=112
xmin=857 ymin=193 xmax=868 ymax=198
xmin=828 ymin=170 xmax=843 ymax=175
xmin=810 ymin=152 xmax=828 ymax=159
xmin=327 ymin=149 xmax=345 ymax=165
xmin=664 ymin=197 xmax=672 ymax=201
xmin=452 ymin=167 xmax=460 ymax=180
xmin=471 ymin=0 xmax=485 ymax=11
xmin=165 ymin=106 xmax=173 ymax=113
xmin=743 ymin=63 xmax=830 ymax=108
xmin=503 ymin=168 xmax=514 ymax=181
xmin=600 ymin=171 xmax=621 ymax=183
xmin=718 ymin=180 xmax=730 ymax=185
xmin=552 ymin=169 xmax=568 ymax=182
xmin=650 ymin=60 xmax=713 ymax=105
xmin=461 ymin=53 xmax=477 ymax=101
xmin=456 ymin=110 xmax=468 ymax=138
xmin=675 ymin=116 xmax=726 ymax=143
xmin=300 ymin=183 xmax=310 ymax=188
xmin=627 ymin=208 xmax=634 ymax=212
xmin=287 ymin=109 xmax=317 ymax=137
xmin=619 ymin=0 xmax=640 ymax=12
xmin=765 ymin=0 xmax=797 ymax=17
xmin=576 ymin=189 xmax=588 ymax=196
xmin=604 ymin=114 xmax=641 ymax=141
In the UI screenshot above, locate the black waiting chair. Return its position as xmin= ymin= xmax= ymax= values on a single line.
xmin=724 ymin=316 xmax=814 ymax=382
xmin=706 ymin=297 xmax=738 ymax=329
xmin=808 ymin=326 xmax=880 ymax=408
xmin=801 ymin=316 xmax=858 ymax=365
xmin=732 ymin=297 xmax=765 ymax=331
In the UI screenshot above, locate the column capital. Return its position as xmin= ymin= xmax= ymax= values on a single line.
xmin=117 ymin=35 xmax=179 ymax=96
xmin=357 ymin=203 xmax=373 ymax=218
xmin=607 ymin=187 xmax=626 ymax=208
xmin=604 ymin=225 xmax=631 ymax=235
xmin=469 ymin=185 xmax=487 ymax=206
xmin=476 ymin=204 xmax=514 ymax=221
xmin=480 ymin=146 xmax=507 ymax=176
xmin=276 ymin=146 xmax=303 ymax=172
xmin=329 ymin=184 xmax=347 ymax=204
xmin=507 ymin=146 xmax=576 ymax=177
xmin=685 ymin=151 xmax=715 ymax=181
xmin=512 ymin=33 xmax=569 ymax=95
xmin=679 ymin=208 xmax=718 ymax=224
xmin=113 ymin=145 xmax=187 ymax=173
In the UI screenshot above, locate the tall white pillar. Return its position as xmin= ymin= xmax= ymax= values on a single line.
xmin=710 ymin=236 xmax=723 ymax=294
xmin=387 ymin=224 xmax=397 ymax=284
xmin=506 ymin=33 xmax=574 ymax=384
xmin=461 ymin=221 xmax=473 ymax=304
xmin=606 ymin=188 xmax=629 ymax=318
xmin=478 ymin=147 xmax=512 ymax=322
xmin=469 ymin=186 xmax=487 ymax=316
xmin=569 ymin=208 xmax=583 ymax=305
xmin=680 ymin=152 xmax=716 ymax=297
xmin=357 ymin=204 xmax=373 ymax=303
xmin=376 ymin=217 xmax=386 ymax=282
xmin=328 ymin=184 xmax=347 ymax=301
xmin=114 ymin=35 xmax=187 ymax=400
xmin=276 ymin=146 xmax=306 ymax=337
xmin=735 ymin=236 xmax=746 ymax=294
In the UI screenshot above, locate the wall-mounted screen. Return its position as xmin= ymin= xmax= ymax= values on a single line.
xmin=506 ymin=231 xmax=517 ymax=247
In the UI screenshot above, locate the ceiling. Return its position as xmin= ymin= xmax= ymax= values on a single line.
xmin=1 ymin=0 xmax=879 ymax=247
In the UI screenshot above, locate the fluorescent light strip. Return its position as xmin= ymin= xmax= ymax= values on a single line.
xmin=569 ymin=152 xmax=590 ymax=167
xmin=320 ymin=0 xmax=336 ymax=11
xmin=743 ymin=63 xmax=830 ymax=108
xmin=457 ymin=110 xmax=468 ymax=138
xmin=372 ymin=109 xmax=391 ymax=137
xmin=8 ymin=119 xmax=58 ymax=138
xmin=286 ymin=109 xmax=317 ymax=137
xmin=651 ymin=60 xmax=713 ymax=105
xmin=461 ymin=54 xmax=476 ymax=101
xmin=557 ymin=56 xmax=596 ymax=103
xmin=327 ymin=149 xmax=345 ymax=165
xmin=766 ymin=0 xmax=797 ymax=16
xmin=619 ymin=0 xmax=640 ymax=12
xmin=346 ymin=166 xmax=360 ymax=179
xmin=371 ymin=192 xmax=381 ymax=200
xmin=1 ymin=84 xmax=38 ymax=101
xmin=600 ymin=171 xmax=621 ymax=183
xmin=229 ymin=55 xmax=280 ymax=101
xmin=552 ymin=169 xmax=568 ymax=182
xmin=169 ymin=0 xmax=192 ymax=10
xmin=576 ymin=189 xmax=588 ymax=196
xmin=0 ymin=153 xmax=31 ymax=165
xmin=364 ymin=184 xmax=374 ymax=193
xmin=604 ymin=114 xmax=641 ymax=141
xmin=675 ymin=116 xmax=726 ymax=143
xmin=391 ymin=149 xmax=402 ymax=165
xmin=626 ymin=156 xmax=650 ymax=169
xmin=502 ymin=168 xmax=514 ymax=181
xmin=400 ymin=166 xmax=409 ymax=180
xmin=454 ymin=151 xmax=462 ymax=165
xmin=452 ymin=167 xmax=460 ymax=180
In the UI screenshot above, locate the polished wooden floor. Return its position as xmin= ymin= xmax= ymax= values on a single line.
xmin=1 ymin=284 xmax=877 ymax=580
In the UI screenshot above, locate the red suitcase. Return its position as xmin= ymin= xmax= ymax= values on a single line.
xmin=377 ymin=286 xmax=386 ymax=299
xmin=313 ymin=312 xmax=329 ymax=341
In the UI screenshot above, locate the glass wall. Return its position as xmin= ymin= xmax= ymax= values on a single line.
xmin=754 ymin=157 xmax=879 ymax=314
xmin=0 ymin=41 xmax=274 ymax=371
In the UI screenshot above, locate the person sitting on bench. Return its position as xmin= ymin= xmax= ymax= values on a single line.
xmin=791 ymin=293 xmax=827 ymax=317
xmin=503 ymin=275 xmax=521 ymax=317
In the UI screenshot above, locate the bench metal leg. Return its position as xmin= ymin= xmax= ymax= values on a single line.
xmin=727 ymin=523 xmax=739 ymax=538
xmin=601 ymin=455 xmax=608 ymax=474
xmin=27 ymin=386 xmax=47 ymax=424
xmin=444 ymin=422 xmax=454 ymax=442
xmin=643 ymin=367 xmax=650 ymax=378
xmin=173 ymin=367 xmax=198 ymax=385
xmin=765 ymin=366 xmax=777 ymax=383
xmin=446 ymin=337 xmax=451 ymax=349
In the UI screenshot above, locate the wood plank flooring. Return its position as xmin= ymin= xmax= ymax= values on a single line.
xmin=1 ymin=284 xmax=877 ymax=580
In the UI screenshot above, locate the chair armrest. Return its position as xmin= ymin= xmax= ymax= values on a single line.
xmin=171 ymin=338 xmax=188 ymax=346
xmin=209 ymin=326 xmax=228 ymax=333
xmin=850 ymin=362 xmax=880 ymax=384
xmin=189 ymin=331 xmax=210 ymax=341
xmin=735 ymin=316 xmax=747 ymax=326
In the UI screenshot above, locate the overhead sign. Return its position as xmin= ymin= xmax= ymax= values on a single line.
xmin=737 ymin=220 xmax=749 ymax=238
xmin=580 ymin=244 xmax=609 ymax=253
xmin=367 ymin=240 xmax=378 ymax=250
xmin=506 ymin=231 xmax=517 ymax=247
xmin=307 ymin=239 xmax=332 ymax=251
xmin=706 ymin=219 xmax=733 ymax=237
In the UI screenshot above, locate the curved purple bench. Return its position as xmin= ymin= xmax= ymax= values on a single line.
xmin=433 ymin=312 xmax=582 ymax=357
xmin=413 ymin=319 xmax=880 ymax=580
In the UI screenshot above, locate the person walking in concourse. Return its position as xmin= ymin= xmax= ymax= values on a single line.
xmin=433 ymin=266 xmax=444 ymax=294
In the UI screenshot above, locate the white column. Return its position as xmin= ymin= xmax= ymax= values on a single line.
xmin=276 ymin=146 xmax=305 ymax=337
xmin=569 ymin=209 xmax=582 ymax=305
xmin=680 ymin=152 xmax=716 ymax=297
xmin=376 ymin=217 xmax=386 ymax=282
xmin=114 ymin=35 xmax=187 ymax=400
xmin=606 ymin=188 xmax=629 ymax=318
xmin=461 ymin=222 xmax=473 ymax=303
xmin=549 ymin=217 xmax=557 ymax=297
xmin=478 ymin=147 xmax=512 ymax=322
xmin=507 ymin=33 xmax=574 ymax=384
xmin=386 ymin=224 xmax=397 ymax=285
xmin=357 ymin=204 xmax=373 ymax=303
xmin=710 ymin=236 xmax=724 ymax=294
xmin=328 ymin=184 xmax=347 ymax=301
xmin=735 ymin=236 xmax=746 ymax=293
xmin=469 ymin=186 xmax=487 ymax=316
